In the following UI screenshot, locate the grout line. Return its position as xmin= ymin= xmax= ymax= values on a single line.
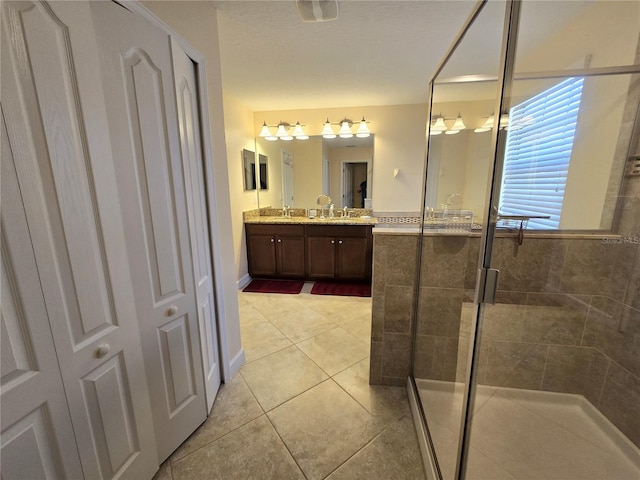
xmin=263 ymin=413 xmax=310 ymax=480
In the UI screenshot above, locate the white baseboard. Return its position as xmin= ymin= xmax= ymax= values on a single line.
xmin=226 ymin=348 xmax=245 ymax=380
xmin=237 ymin=274 xmax=251 ymax=290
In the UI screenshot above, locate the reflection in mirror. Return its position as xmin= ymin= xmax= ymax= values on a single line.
xmin=242 ymin=148 xmax=269 ymax=191
xmin=255 ymin=135 xmax=374 ymax=209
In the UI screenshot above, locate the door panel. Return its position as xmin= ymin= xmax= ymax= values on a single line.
xmin=337 ymin=237 xmax=368 ymax=279
xmin=307 ymin=237 xmax=336 ymax=278
xmin=0 ymin=113 xmax=84 ymax=480
xmin=278 ymin=236 xmax=306 ymax=277
xmin=2 ymin=2 xmax=158 ymax=478
xmin=172 ymin=39 xmax=221 ymax=411
xmin=90 ymin=1 xmax=207 ymax=462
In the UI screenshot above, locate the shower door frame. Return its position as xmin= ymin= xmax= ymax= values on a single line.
xmin=411 ymin=0 xmax=640 ymax=478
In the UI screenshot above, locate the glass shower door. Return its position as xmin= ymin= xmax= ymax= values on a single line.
xmin=462 ymin=1 xmax=640 ymax=479
xmin=411 ymin=1 xmax=507 ymax=479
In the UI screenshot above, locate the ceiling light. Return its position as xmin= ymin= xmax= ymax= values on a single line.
xmin=430 ymin=115 xmax=448 ymax=135
xmin=474 ymin=115 xmax=494 ymax=133
xmin=322 ymin=118 xmax=336 ymax=139
xmin=296 ymin=0 xmax=339 ymax=23
xmin=276 ymin=123 xmax=293 ymax=141
xmin=445 ymin=113 xmax=466 ymax=134
xmin=292 ymin=122 xmax=309 ymax=140
xmin=339 ymin=119 xmax=353 ymax=138
xmin=259 ymin=121 xmax=278 ymax=141
xmin=355 ymin=117 xmax=371 ymax=138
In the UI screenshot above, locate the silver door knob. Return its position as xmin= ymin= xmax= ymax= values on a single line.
xmin=277 ymin=239 xmax=282 ymax=243
xmin=338 ymin=240 xmax=343 ymax=244
xmin=331 ymin=240 xmax=335 ymax=244
xmin=95 ymin=344 xmax=111 ymax=358
xmin=166 ymin=306 xmax=178 ymax=316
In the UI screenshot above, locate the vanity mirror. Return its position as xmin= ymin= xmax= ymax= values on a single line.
xmin=254 ymin=134 xmax=374 ymax=210
xmin=242 ymin=148 xmax=268 ymax=191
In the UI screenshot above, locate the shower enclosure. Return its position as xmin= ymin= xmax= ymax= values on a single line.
xmin=409 ymin=1 xmax=640 ymax=479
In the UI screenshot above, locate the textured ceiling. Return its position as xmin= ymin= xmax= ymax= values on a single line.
xmin=212 ymin=1 xmax=597 ymax=112
xmin=213 ymin=0 xmax=475 ymax=111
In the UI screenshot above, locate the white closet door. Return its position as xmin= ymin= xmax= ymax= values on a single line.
xmin=171 ymin=39 xmax=222 ymax=412
xmin=0 ymin=114 xmax=84 ymax=480
xmin=89 ymin=1 xmax=207 ymax=462
xmin=1 ymin=2 xmax=158 ymax=479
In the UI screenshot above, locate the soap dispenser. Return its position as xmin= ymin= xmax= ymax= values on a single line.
xmin=329 ymin=204 xmax=334 ymax=219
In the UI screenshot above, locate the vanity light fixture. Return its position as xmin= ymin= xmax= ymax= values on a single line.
xmin=322 ymin=117 xmax=371 ymax=139
xmin=444 ymin=113 xmax=466 ymax=135
xmin=429 ymin=115 xmax=448 ymax=136
xmin=473 ymin=113 xmax=522 ymax=133
xmin=321 ymin=118 xmax=337 ymax=139
xmin=259 ymin=121 xmax=309 ymax=141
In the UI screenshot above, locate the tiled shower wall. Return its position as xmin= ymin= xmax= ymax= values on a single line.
xmin=370 ymin=197 xmax=640 ymax=447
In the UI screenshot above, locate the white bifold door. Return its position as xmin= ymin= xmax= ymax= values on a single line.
xmin=1 ymin=2 xmax=158 ymax=478
xmin=1 ymin=0 xmax=221 ymax=477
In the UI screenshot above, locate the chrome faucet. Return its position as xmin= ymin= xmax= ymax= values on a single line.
xmin=282 ymin=205 xmax=291 ymax=217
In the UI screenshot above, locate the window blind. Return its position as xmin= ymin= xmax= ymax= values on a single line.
xmin=499 ymin=77 xmax=584 ymax=230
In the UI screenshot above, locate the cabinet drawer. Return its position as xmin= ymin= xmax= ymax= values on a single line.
xmin=246 ymin=223 xmax=305 ymax=236
xmin=306 ymin=225 xmax=370 ymax=238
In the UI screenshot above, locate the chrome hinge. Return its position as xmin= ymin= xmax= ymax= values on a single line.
xmin=475 ymin=268 xmax=500 ymax=305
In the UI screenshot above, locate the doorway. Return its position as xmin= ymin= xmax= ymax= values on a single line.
xmin=342 ymin=161 xmax=369 ymax=208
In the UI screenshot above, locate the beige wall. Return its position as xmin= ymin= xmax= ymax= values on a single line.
xmin=222 ymin=96 xmax=258 ymax=284
xmin=141 ymin=0 xmax=244 ymax=374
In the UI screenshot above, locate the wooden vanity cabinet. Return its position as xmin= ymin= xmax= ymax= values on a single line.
xmin=306 ymin=225 xmax=372 ymax=281
xmin=246 ymin=224 xmax=305 ymax=278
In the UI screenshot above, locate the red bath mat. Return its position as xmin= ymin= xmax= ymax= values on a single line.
xmin=310 ymin=281 xmax=371 ymax=297
xmin=243 ymin=279 xmax=304 ymax=294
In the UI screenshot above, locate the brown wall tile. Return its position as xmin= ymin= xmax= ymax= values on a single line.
xmin=598 ymin=362 xmax=640 ymax=448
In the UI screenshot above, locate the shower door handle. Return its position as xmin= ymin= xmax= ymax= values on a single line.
xmin=475 ymin=268 xmax=500 ymax=304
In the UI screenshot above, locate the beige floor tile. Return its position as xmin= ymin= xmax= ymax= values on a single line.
xmin=268 ymin=307 xmax=337 ymax=343
xmin=333 ymin=358 xmax=410 ymax=424
xmin=241 ymin=345 xmax=329 ymax=411
xmin=297 ymin=327 xmax=369 ymax=376
xmin=326 ymin=415 xmax=426 ymax=480
xmin=152 ymin=460 xmax=171 ymax=480
xmin=340 ymin=312 xmax=373 ymax=345
xmin=171 ymin=416 xmax=304 ymax=480
xmin=238 ymin=303 xmax=268 ymax=326
xmin=268 ymin=379 xmax=385 ymax=480
xmin=170 ymin=374 xmax=263 ymax=462
xmin=241 ymin=320 xmax=292 ymax=364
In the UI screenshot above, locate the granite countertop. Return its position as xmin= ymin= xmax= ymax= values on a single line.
xmin=244 ymin=215 xmax=378 ymax=225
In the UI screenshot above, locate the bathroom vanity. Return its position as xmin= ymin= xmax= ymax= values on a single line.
xmin=245 ymin=216 xmax=375 ymax=281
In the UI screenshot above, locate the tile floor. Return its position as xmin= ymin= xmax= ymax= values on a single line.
xmin=154 ymin=283 xmax=426 ymax=480
xmin=418 ymin=379 xmax=640 ymax=480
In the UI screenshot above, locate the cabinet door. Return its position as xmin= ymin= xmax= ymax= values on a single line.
xmin=2 ymin=2 xmax=158 ymax=478
xmin=337 ymin=237 xmax=370 ymax=280
xmin=248 ymin=235 xmax=278 ymax=276
xmin=277 ymin=236 xmax=306 ymax=277
xmin=307 ymin=237 xmax=337 ymax=279
xmin=90 ymin=1 xmax=207 ymax=462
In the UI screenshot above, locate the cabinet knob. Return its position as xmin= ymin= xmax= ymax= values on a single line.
xmin=331 ymin=240 xmax=335 ymax=244
xmin=339 ymin=240 xmax=343 ymax=244
xmin=270 ymin=238 xmax=275 ymax=242
xmin=95 ymin=344 xmax=111 ymax=358
xmin=277 ymin=239 xmax=282 ymax=243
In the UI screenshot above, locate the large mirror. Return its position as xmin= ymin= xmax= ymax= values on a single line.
xmin=242 ymin=148 xmax=268 ymax=191
xmin=254 ymin=135 xmax=374 ymax=209
xmin=426 ymin=73 xmax=639 ymax=231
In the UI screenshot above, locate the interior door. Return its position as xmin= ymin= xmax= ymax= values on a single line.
xmin=89 ymin=1 xmax=207 ymax=462
xmin=171 ymin=38 xmax=221 ymax=412
xmin=1 ymin=2 xmax=159 ymax=478
xmin=342 ymin=163 xmax=353 ymax=208
xmin=1 ymin=114 xmax=84 ymax=480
